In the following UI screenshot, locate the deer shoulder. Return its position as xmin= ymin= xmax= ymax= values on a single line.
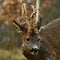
xmin=40 ymin=18 xmax=60 ymax=59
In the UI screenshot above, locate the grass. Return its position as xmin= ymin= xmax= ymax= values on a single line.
xmin=0 ymin=48 xmax=27 ymax=60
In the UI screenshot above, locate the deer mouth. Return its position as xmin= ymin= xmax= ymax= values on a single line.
xmin=31 ymin=51 xmax=39 ymax=55
xmin=31 ymin=48 xmax=39 ymax=55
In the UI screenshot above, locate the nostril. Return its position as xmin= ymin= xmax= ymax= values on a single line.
xmin=31 ymin=48 xmax=39 ymax=53
xmin=34 ymin=48 xmax=39 ymax=51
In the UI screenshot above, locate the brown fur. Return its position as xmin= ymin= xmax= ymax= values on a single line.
xmin=21 ymin=18 xmax=60 ymax=60
xmin=13 ymin=3 xmax=60 ymax=60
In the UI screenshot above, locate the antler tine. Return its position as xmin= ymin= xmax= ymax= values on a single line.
xmin=22 ymin=3 xmax=31 ymax=33
xmin=30 ymin=5 xmax=35 ymax=12
xmin=30 ymin=5 xmax=37 ymax=19
xmin=22 ymin=3 xmax=27 ymax=17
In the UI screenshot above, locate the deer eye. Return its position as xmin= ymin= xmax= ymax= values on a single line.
xmin=26 ymin=38 xmax=30 ymax=41
xmin=37 ymin=38 xmax=40 ymax=41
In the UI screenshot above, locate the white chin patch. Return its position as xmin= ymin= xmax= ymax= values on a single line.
xmin=31 ymin=51 xmax=38 ymax=55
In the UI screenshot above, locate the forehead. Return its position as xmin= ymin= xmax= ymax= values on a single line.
xmin=25 ymin=29 xmax=39 ymax=38
xmin=30 ymin=30 xmax=38 ymax=36
xmin=29 ymin=31 xmax=40 ymax=42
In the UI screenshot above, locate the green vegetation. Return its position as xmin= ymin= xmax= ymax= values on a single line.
xmin=0 ymin=49 xmax=27 ymax=60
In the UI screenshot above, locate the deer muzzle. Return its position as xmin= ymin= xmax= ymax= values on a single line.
xmin=31 ymin=45 xmax=39 ymax=55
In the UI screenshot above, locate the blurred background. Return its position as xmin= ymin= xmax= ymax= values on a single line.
xmin=0 ymin=0 xmax=60 ymax=60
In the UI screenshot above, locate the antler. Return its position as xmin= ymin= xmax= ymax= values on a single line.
xmin=22 ymin=3 xmax=27 ymax=17
xmin=13 ymin=3 xmax=31 ymax=34
xmin=13 ymin=3 xmax=40 ymax=35
xmin=30 ymin=5 xmax=36 ymax=19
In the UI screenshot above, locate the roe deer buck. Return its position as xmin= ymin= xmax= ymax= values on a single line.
xmin=13 ymin=3 xmax=60 ymax=60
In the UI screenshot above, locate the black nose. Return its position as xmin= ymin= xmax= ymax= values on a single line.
xmin=31 ymin=47 xmax=39 ymax=53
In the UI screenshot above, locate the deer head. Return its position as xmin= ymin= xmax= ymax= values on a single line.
xmin=13 ymin=3 xmax=42 ymax=55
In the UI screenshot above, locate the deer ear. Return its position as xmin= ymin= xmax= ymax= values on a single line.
xmin=13 ymin=20 xmax=27 ymax=33
xmin=37 ymin=17 xmax=42 ymax=30
xmin=22 ymin=3 xmax=27 ymax=17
